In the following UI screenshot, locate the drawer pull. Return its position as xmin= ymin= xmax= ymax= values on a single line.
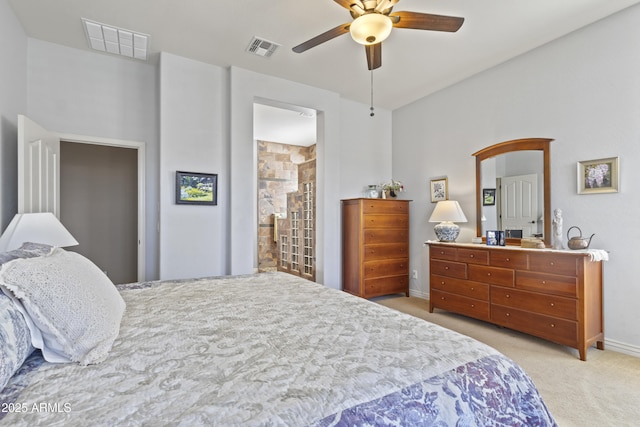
xmin=471 ymin=304 xmax=475 ymax=308
xmin=550 ymin=302 xmax=555 ymax=307
xmin=506 ymin=257 xmax=510 ymax=262
xmin=470 ymin=287 xmax=475 ymax=291
xmin=541 ymin=280 xmax=546 ymax=285
xmin=440 ymin=281 xmax=445 ymax=285
xmin=444 ymin=266 xmax=449 ymax=270
xmin=505 ymin=313 xmax=510 ymax=317
xmin=487 ymin=272 xmax=491 ymax=276
xmin=439 ymin=251 xmax=445 ymax=255
xmin=505 ymin=294 xmax=510 ymax=298
xmin=441 ymin=297 xmax=446 ymax=300
xmin=469 ymin=254 xmax=474 ymax=258
xmin=550 ymin=262 xmax=555 ymax=266
xmin=550 ymin=323 xmax=555 ymax=328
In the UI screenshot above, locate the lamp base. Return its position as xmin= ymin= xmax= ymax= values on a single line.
xmin=434 ymin=221 xmax=460 ymax=242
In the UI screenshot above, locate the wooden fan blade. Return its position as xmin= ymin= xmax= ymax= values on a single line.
xmin=390 ymin=11 xmax=464 ymax=32
xmin=365 ymin=43 xmax=382 ymax=70
xmin=292 ymin=23 xmax=351 ymax=53
xmin=334 ymin=0 xmax=363 ymax=11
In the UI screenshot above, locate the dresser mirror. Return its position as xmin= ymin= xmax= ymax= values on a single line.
xmin=472 ymin=138 xmax=552 ymax=246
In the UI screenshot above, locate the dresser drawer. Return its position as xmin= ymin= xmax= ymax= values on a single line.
xmin=364 ymin=258 xmax=408 ymax=279
xmin=529 ymin=254 xmax=577 ymax=277
xmin=491 ymin=305 xmax=578 ymax=347
xmin=362 ymin=200 xmax=409 ymax=214
xmin=364 ymin=229 xmax=409 ymax=244
xmin=516 ymin=271 xmax=577 ymax=298
xmin=431 ymin=289 xmax=490 ymax=321
xmin=457 ymin=248 xmax=489 ymax=265
xmin=429 ymin=245 xmax=457 ymax=261
xmin=491 ymin=286 xmax=577 ymax=320
xmin=430 ymin=259 xmax=467 ymax=279
xmin=364 ymin=275 xmax=408 ymax=298
xmin=363 ymin=243 xmax=408 ymax=261
xmin=490 ymin=250 xmax=528 ymax=270
xmin=363 ymin=214 xmax=409 ymax=229
xmin=431 ymin=274 xmax=489 ymax=301
xmin=468 ymin=264 xmax=514 ymax=286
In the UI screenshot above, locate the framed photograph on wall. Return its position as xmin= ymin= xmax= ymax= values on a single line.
xmin=430 ymin=177 xmax=448 ymax=203
xmin=176 ymin=171 xmax=218 ymax=205
xmin=577 ymin=157 xmax=619 ymax=194
xmin=482 ymin=188 xmax=496 ymax=206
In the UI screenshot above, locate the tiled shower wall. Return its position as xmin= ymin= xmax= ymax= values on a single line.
xmin=257 ymin=141 xmax=316 ymax=271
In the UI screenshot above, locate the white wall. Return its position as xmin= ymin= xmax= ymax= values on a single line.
xmin=339 ymin=99 xmax=393 ymax=196
xmin=393 ymin=4 xmax=640 ymax=354
xmin=0 ymin=0 xmax=27 ymax=230
xmin=25 ymin=39 xmax=159 ymax=280
xmin=159 ymin=53 xmax=228 ymax=280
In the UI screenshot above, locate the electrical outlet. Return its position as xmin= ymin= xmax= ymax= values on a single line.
xmin=412 ymin=269 xmax=418 ymax=279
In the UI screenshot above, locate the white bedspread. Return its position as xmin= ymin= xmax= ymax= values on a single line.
xmin=1 ymin=272 xmax=554 ymax=426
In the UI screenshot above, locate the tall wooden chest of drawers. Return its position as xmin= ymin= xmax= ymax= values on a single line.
xmin=427 ymin=241 xmax=604 ymax=360
xmin=342 ymin=198 xmax=410 ymax=298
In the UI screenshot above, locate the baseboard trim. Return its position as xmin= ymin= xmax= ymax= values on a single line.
xmin=409 ymin=289 xmax=429 ymax=300
xmin=605 ymin=338 xmax=640 ymax=358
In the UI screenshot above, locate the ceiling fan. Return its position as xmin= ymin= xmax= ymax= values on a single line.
xmin=292 ymin=0 xmax=464 ymax=70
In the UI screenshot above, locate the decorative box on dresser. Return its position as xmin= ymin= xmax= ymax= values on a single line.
xmin=342 ymin=198 xmax=411 ymax=298
xmin=427 ymin=241 xmax=604 ymax=361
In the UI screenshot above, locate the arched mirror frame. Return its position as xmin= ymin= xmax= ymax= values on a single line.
xmin=472 ymin=138 xmax=553 ymax=247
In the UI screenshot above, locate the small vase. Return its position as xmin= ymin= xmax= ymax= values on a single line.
xmin=364 ymin=185 xmax=379 ymax=199
xmin=389 ymin=189 xmax=397 ymax=198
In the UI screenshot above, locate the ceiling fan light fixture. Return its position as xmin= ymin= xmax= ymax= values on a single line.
xmin=349 ymin=13 xmax=392 ymax=45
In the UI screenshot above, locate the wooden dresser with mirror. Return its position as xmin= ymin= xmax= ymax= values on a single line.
xmin=427 ymin=138 xmax=604 ymax=360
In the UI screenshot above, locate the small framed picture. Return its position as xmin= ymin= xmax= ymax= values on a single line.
xmin=486 ymin=230 xmax=505 ymax=246
xmin=577 ymin=157 xmax=619 ymax=194
xmin=430 ymin=177 xmax=448 ymax=203
xmin=482 ymin=188 xmax=496 ymax=206
xmin=176 ymin=171 xmax=218 ymax=205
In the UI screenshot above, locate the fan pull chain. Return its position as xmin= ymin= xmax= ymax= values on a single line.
xmin=370 ymin=70 xmax=375 ymax=117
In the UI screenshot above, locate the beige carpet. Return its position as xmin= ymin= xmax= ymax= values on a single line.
xmin=375 ymin=296 xmax=640 ymax=427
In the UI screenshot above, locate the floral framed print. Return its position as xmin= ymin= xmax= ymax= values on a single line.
xmin=176 ymin=171 xmax=218 ymax=205
xmin=482 ymin=188 xmax=496 ymax=206
xmin=577 ymin=157 xmax=619 ymax=194
xmin=430 ymin=177 xmax=448 ymax=203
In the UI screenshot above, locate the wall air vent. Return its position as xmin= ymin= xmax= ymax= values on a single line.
xmin=246 ymin=37 xmax=281 ymax=58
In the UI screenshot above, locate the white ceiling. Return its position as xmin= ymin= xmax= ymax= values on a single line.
xmin=8 ymin=0 xmax=640 ymax=145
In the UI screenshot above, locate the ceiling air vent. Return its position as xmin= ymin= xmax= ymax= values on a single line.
xmin=246 ymin=37 xmax=281 ymax=58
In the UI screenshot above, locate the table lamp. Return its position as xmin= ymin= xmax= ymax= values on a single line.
xmin=429 ymin=200 xmax=467 ymax=242
xmin=0 ymin=212 xmax=79 ymax=252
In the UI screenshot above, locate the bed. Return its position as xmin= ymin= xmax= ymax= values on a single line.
xmin=0 ymin=245 xmax=557 ymax=426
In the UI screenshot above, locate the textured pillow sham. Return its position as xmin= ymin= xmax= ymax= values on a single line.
xmin=0 ymin=248 xmax=126 ymax=365
xmin=0 ymin=292 xmax=34 ymax=392
xmin=0 ymin=243 xmax=52 ymax=391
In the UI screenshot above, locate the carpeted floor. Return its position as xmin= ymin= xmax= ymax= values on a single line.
xmin=375 ymin=295 xmax=640 ymax=427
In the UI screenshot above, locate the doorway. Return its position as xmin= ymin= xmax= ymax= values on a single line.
xmin=60 ymin=142 xmax=138 ymax=284
xmin=253 ymin=101 xmax=317 ymax=279
xmin=17 ymin=116 xmax=146 ymax=283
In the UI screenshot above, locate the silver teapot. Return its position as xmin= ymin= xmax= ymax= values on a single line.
xmin=567 ymin=226 xmax=594 ymax=250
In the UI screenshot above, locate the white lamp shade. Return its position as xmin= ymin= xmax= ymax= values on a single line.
xmin=350 ymin=13 xmax=392 ymax=45
xmin=429 ymin=201 xmax=468 ymax=223
xmin=0 ymin=212 xmax=79 ymax=252
xmin=429 ymin=201 xmax=467 ymax=242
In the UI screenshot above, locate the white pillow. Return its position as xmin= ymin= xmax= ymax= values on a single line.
xmin=0 ymin=248 xmax=125 ymax=365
